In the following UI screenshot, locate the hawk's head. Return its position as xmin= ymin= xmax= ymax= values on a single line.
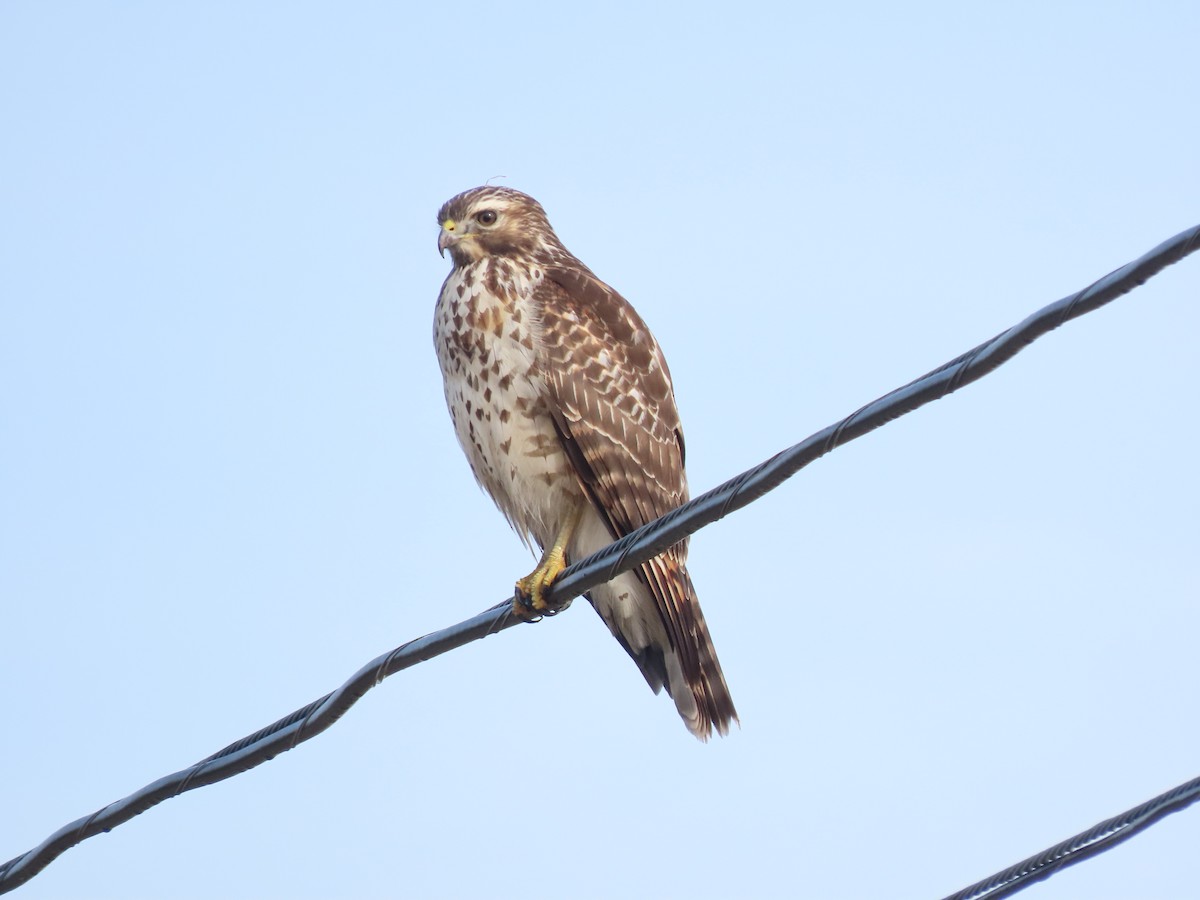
xmin=437 ymin=186 xmax=566 ymax=267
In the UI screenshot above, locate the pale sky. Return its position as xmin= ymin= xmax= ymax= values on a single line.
xmin=3 ymin=2 xmax=1199 ymax=898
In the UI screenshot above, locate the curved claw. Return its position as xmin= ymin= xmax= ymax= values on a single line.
xmin=511 ymin=502 xmax=583 ymax=622
xmin=512 ymin=556 xmax=573 ymax=620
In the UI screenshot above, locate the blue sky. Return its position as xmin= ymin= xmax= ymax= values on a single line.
xmin=3 ymin=2 xmax=1198 ymax=898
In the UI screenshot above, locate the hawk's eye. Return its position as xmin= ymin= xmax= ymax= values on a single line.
xmin=475 ymin=210 xmax=498 ymax=226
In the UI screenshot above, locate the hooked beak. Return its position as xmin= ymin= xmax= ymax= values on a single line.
xmin=438 ymin=220 xmax=458 ymax=258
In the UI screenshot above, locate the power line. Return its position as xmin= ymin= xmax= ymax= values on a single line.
xmin=943 ymin=775 xmax=1200 ymax=900
xmin=2 ymin=223 xmax=1198 ymax=896
xmin=545 ymin=225 xmax=1200 ymax=606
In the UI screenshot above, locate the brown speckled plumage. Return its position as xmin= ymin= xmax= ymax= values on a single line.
xmin=433 ymin=186 xmax=736 ymax=739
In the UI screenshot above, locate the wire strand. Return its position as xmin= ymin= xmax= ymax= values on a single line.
xmin=942 ymin=776 xmax=1200 ymax=900
xmin=2 ymin=223 xmax=1198 ymax=896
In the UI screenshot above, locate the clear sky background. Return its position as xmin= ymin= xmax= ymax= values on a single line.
xmin=3 ymin=3 xmax=1198 ymax=898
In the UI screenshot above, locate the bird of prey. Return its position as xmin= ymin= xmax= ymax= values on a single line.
xmin=433 ymin=186 xmax=736 ymax=739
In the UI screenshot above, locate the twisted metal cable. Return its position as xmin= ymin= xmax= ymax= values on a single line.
xmin=943 ymin=776 xmax=1200 ymax=900
xmin=2 ymin=224 xmax=1197 ymax=896
xmin=552 ymin=224 xmax=1200 ymax=599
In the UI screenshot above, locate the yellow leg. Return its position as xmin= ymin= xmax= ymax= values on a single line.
xmin=513 ymin=502 xmax=583 ymax=620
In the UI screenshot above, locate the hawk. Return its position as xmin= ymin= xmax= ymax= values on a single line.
xmin=433 ymin=186 xmax=736 ymax=739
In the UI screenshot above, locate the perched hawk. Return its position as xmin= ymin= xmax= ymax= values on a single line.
xmin=433 ymin=186 xmax=736 ymax=739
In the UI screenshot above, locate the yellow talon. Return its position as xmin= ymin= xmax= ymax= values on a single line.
xmin=512 ymin=503 xmax=583 ymax=620
xmin=513 ymin=546 xmax=570 ymax=619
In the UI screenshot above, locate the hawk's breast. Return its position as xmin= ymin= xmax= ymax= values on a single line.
xmin=433 ymin=257 xmax=581 ymax=548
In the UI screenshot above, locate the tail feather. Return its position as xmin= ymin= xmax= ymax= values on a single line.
xmin=590 ymin=549 xmax=737 ymax=740
xmin=644 ymin=555 xmax=737 ymax=740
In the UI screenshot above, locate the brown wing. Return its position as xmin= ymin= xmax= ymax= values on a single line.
xmin=534 ymin=266 xmax=703 ymax=662
xmin=536 ymin=264 xmax=736 ymax=738
xmin=537 ymin=267 xmax=686 ymax=524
